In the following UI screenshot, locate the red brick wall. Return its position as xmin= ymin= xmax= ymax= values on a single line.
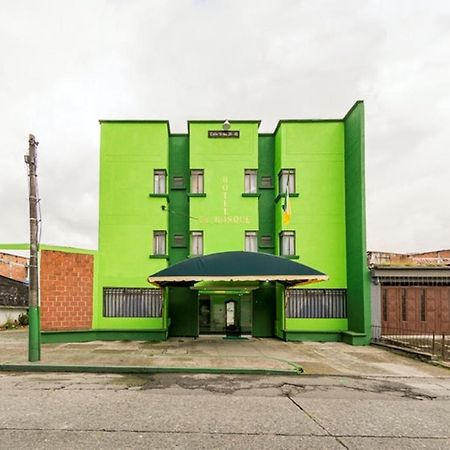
xmin=40 ymin=250 xmax=93 ymax=331
xmin=0 ymin=252 xmax=28 ymax=282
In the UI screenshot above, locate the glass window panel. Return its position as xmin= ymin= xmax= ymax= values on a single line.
xmin=191 ymin=231 xmax=203 ymax=256
xmin=154 ymin=170 xmax=166 ymax=194
xmin=279 ymin=169 xmax=295 ymax=194
xmin=245 ymin=231 xmax=258 ymax=252
xmin=191 ymin=170 xmax=204 ymax=194
xmin=153 ymin=231 xmax=166 ymax=255
xmin=280 ymin=231 xmax=295 ymax=256
xmin=244 ymin=169 xmax=257 ymax=193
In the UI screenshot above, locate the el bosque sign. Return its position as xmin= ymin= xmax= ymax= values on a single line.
xmin=208 ymin=130 xmax=240 ymax=138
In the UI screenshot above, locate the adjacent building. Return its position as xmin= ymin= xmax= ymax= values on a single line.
xmin=0 ymin=252 xmax=28 ymax=325
xmin=369 ymin=250 xmax=450 ymax=336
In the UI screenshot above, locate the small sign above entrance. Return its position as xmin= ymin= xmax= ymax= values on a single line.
xmin=208 ymin=130 xmax=240 ymax=138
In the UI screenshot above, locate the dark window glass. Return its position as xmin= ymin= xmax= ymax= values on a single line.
xmin=172 ymin=176 xmax=185 ymax=189
xmin=173 ymin=234 xmax=186 ymax=247
xmin=260 ymin=235 xmax=273 ymax=247
xmin=260 ymin=176 xmax=272 ymax=188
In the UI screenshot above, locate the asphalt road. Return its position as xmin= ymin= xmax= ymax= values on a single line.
xmin=1 ymin=371 xmax=450 ymax=449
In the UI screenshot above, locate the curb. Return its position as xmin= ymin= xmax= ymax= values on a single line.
xmin=0 ymin=364 xmax=302 ymax=376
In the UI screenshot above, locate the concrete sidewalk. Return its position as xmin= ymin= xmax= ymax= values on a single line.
xmin=1 ymin=329 xmax=448 ymax=377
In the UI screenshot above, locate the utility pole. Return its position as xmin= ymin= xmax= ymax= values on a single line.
xmin=26 ymin=134 xmax=41 ymax=362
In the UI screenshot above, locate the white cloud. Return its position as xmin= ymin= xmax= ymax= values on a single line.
xmin=1 ymin=0 xmax=449 ymax=252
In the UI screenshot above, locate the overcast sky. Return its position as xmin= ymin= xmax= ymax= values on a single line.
xmin=1 ymin=0 xmax=449 ymax=254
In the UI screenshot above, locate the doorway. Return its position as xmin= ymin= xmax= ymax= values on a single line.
xmin=198 ymin=293 xmax=252 ymax=335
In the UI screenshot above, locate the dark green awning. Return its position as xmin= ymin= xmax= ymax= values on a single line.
xmin=148 ymin=251 xmax=327 ymax=287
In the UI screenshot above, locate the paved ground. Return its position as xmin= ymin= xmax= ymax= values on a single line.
xmin=1 ymin=371 xmax=450 ymax=449
xmin=1 ymin=329 xmax=449 ymax=376
xmin=1 ymin=330 xmax=450 ymax=448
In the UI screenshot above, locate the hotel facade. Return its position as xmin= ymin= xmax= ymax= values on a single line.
xmin=2 ymin=101 xmax=370 ymax=345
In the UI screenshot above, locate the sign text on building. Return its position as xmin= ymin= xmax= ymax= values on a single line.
xmin=208 ymin=130 xmax=240 ymax=138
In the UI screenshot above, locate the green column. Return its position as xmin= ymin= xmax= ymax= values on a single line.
xmin=28 ymin=305 xmax=41 ymax=361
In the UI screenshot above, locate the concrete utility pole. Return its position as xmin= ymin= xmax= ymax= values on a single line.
xmin=26 ymin=134 xmax=41 ymax=362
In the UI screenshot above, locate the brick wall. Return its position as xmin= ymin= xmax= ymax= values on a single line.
xmin=40 ymin=250 xmax=94 ymax=331
xmin=0 ymin=252 xmax=28 ymax=282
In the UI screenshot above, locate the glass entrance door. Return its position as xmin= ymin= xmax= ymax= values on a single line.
xmin=198 ymin=294 xmax=252 ymax=335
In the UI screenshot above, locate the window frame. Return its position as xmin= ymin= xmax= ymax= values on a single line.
xmin=172 ymin=175 xmax=185 ymax=190
xmin=190 ymin=169 xmax=204 ymax=194
xmin=153 ymin=230 xmax=167 ymax=256
xmin=153 ymin=169 xmax=167 ymax=194
xmin=278 ymin=169 xmax=295 ymax=194
xmin=103 ymin=287 xmax=163 ymax=318
xmin=244 ymin=169 xmax=258 ymax=194
xmin=190 ymin=230 xmax=204 ymax=256
xmin=244 ymin=231 xmax=258 ymax=252
xmin=280 ymin=230 xmax=296 ymax=256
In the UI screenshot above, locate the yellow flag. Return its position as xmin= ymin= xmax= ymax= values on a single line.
xmin=282 ymin=184 xmax=291 ymax=225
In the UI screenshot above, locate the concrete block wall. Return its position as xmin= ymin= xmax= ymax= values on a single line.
xmin=40 ymin=250 xmax=93 ymax=331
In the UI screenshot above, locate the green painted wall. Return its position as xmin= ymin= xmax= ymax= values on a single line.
xmin=166 ymin=135 xmax=198 ymax=336
xmin=252 ymin=283 xmax=276 ymax=337
xmin=167 ymin=287 xmax=198 ymax=336
xmin=274 ymin=122 xmax=347 ymax=290
xmin=274 ymin=283 xmax=285 ymax=339
xmin=258 ymin=135 xmax=275 ymax=253
xmin=96 ymin=122 xmax=169 ymax=330
xmin=188 ymin=122 xmax=259 ymax=254
xmin=168 ymin=135 xmax=190 ymax=265
xmin=285 ymin=318 xmax=348 ymax=331
xmin=344 ymin=102 xmax=371 ymax=343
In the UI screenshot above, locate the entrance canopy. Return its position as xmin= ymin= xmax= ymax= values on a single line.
xmin=148 ymin=251 xmax=327 ymax=287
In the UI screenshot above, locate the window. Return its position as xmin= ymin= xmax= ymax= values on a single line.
xmin=245 ymin=231 xmax=258 ymax=252
xmin=191 ymin=169 xmax=204 ymax=194
xmin=153 ymin=231 xmax=166 ymax=255
xmin=279 ymin=169 xmax=295 ymax=194
xmin=191 ymin=231 xmax=203 ymax=256
xmin=244 ymin=169 xmax=257 ymax=193
xmin=260 ymin=176 xmax=272 ymax=188
xmin=172 ymin=176 xmax=185 ymax=189
xmin=280 ymin=231 xmax=295 ymax=256
xmin=154 ymin=170 xmax=166 ymax=194
xmin=172 ymin=234 xmax=186 ymax=247
xmin=286 ymin=289 xmax=347 ymax=318
xmin=260 ymin=235 xmax=273 ymax=248
xmin=103 ymin=288 xmax=162 ymax=317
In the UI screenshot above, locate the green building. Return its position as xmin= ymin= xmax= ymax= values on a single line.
xmin=94 ymin=101 xmax=370 ymax=345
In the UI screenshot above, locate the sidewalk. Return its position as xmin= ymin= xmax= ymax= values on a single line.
xmin=1 ymin=329 xmax=448 ymax=377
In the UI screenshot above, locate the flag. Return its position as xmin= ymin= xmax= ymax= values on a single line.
xmin=282 ymin=180 xmax=291 ymax=225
